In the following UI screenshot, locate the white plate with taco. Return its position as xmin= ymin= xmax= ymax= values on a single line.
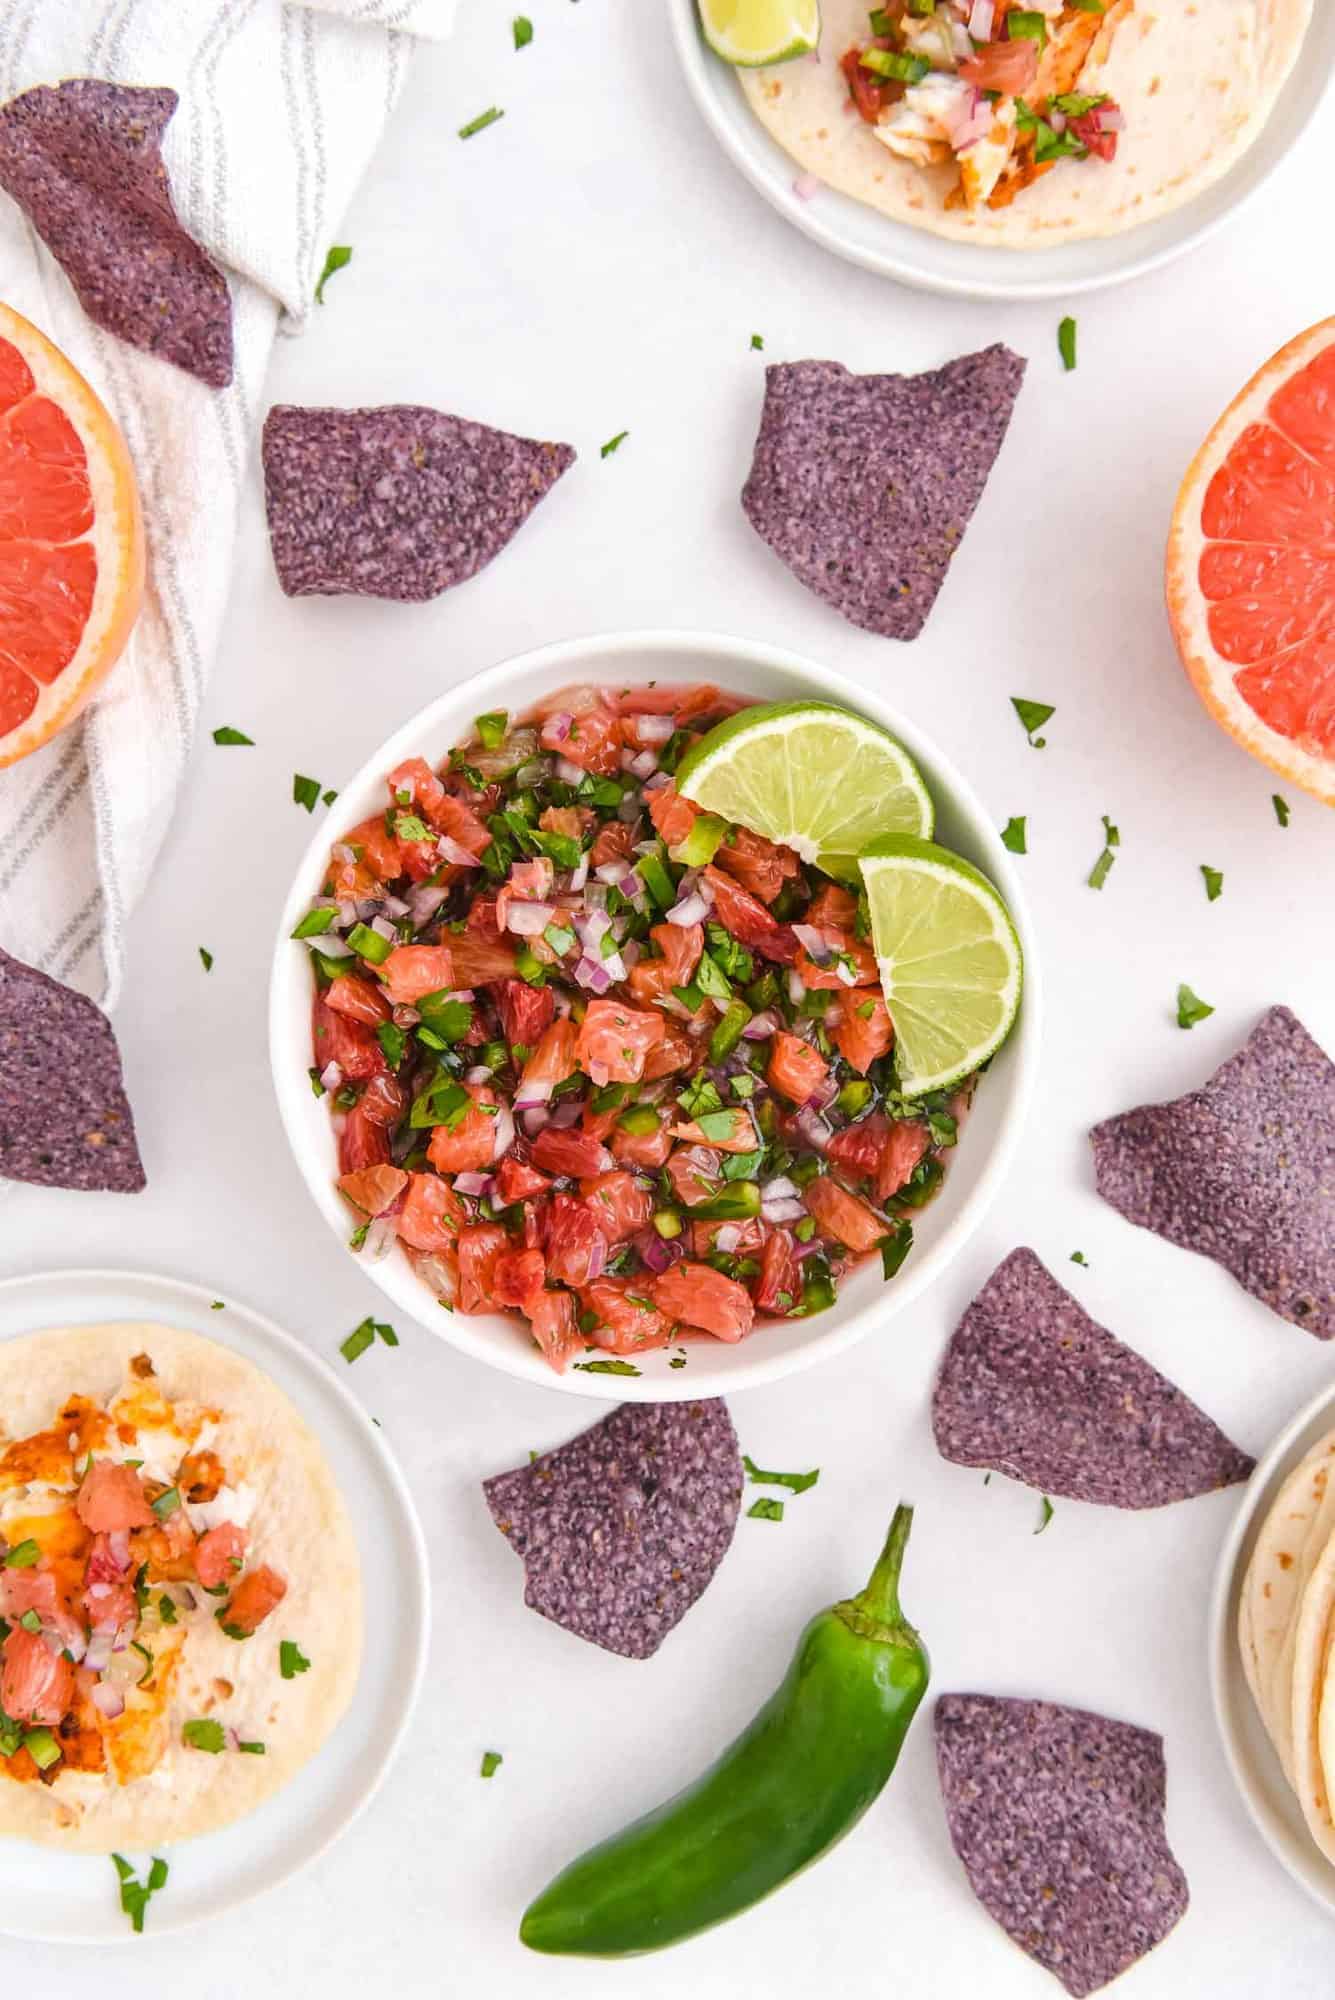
xmin=0 ymin=1268 xmax=428 ymax=1942
xmin=669 ymin=0 xmax=1334 ymax=299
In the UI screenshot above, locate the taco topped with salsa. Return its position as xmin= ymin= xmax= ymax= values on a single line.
xmin=0 ymin=1322 xmax=360 ymax=1851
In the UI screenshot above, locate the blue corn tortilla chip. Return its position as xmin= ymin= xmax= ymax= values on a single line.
xmin=482 ymin=1400 xmax=742 ymax=1659
xmin=261 ymin=404 xmax=575 ymax=601
xmin=0 ymin=81 xmax=232 ymax=388
xmin=740 ymin=344 xmax=1025 ymax=639
xmin=935 ymin=1694 xmax=1189 ymax=1998
xmin=932 ymin=1248 xmax=1253 ymax=1506
xmin=0 ymin=946 xmax=144 ymax=1192
xmin=1091 ymin=1005 xmax=1335 ymax=1338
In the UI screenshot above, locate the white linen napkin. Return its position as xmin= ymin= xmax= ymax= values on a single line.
xmin=0 ymin=0 xmax=456 ymax=1009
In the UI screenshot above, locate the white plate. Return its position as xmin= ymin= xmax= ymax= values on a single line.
xmin=269 ymin=626 xmax=1041 ymax=1402
xmin=0 ymin=1268 xmax=429 ymax=1944
xmin=1209 ymin=1376 xmax=1335 ymax=1920
xmin=666 ymin=0 xmax=1335 ymax=301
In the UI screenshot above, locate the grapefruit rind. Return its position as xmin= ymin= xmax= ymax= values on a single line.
xmin=0 ymin=304 xmax=144 ymax=770
xmin=1166 ymin=316 xmax=1335 ymax=807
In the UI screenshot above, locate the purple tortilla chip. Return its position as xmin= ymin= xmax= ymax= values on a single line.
xmin=482 ymin=1400 xmax=742 ymax=1659
xmin=740 ymin=345 xmax=1025 ymax=639
xmin=935 ymin=1694 xmax=1189 ymax=1998
xmin=1091 ymin=1006 xmax=1335 ymax=1338
xmin=261 ymin=404 xmax=575 ymax=601
xmin=0 ymin=945 xmax=144 ymax=1192
xmin=932 ymin=1248 xmax=1253 ymax=1506
xmin=0 ymin=81 xmax=232 ymax=388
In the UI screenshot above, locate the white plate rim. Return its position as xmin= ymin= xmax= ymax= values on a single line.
xmin=1208 ymin=1373 xmax=1335 ymax=1923
xmin=268 ymin=624 xmax=1042 ymax=1403
xmin=664 ymin=0 xmax=1335 ymax=302
xmin=0 ymin=1265 xmax=431 ymax=1944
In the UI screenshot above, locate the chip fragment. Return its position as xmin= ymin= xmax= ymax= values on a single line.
xmin=261 ymin=404 xmax=575 ymax=601
xmin=740 ymin=344 xmax=1025 ymax=639
xmin=482 ymin=1400 xmax=742 ymax=1659
xmin=0 ymin=80 xmax=232 ymax=388
xmin=934 ymin=1693 xmax=1189 ymax=1998
xmin=932 ymin=1248 xmax=1253 ymax=1505
xmin=0 ymin=945 xmax=145 ymax=1191
xmin=1091 ymin=1005 xmax=1335 ymax=1337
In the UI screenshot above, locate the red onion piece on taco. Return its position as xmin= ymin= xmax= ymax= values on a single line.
xmin=0 ymin=944 xmax=144 ymax=1191
xmin=934 ymin=1693 xmax=1189 ymax=1998
xmin=1091 ymin=1005 xmax=1335 ymax=1337
xmin=0 ymin=81 xmax=232 ymax=388
xmin=261 ymin=404 xmax=575 ymax=601
xmin=482 ymin=1400 xmax=742 ymax=1659
xmin=740 ymin=344 xmax=1025 ymax=639
xmin=932 ymin=1247 xmax=1253 ymax=1505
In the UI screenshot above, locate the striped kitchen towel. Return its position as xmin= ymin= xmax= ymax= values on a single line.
xmin=0 ymin=0 xmax=455 ymax=1009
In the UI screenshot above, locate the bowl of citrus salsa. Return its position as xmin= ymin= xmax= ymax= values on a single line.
xmin=270 ymin=631 xmax=1040 ymax=1398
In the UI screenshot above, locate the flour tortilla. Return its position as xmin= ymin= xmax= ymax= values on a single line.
xmin=1238 ymin=1426 xmax=1335 ymax=1781
xmin=0 ymin=1322 xmax=361 ymax=1852
xmin=740 ymin=0 xmax=1313 ymax=248
xmin=1290 ymin=1522 xmax=1335 ymax=1867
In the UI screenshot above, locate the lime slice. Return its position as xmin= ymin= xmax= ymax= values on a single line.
xmin=858 ymin=834 xmax=1022 ymax=1095
xmin=697 ymin=0 xmax=821 ymax=66
xmin=676 ymin=700 xmax=933 ymax=882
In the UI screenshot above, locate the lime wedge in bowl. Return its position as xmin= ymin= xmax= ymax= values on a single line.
xmin=858 ymin=834 xmax=1023 ymax=1095
xmin=675 ymin=700 xmax=933 ymax=881
xmin=697 ymin=0 xmax=820 ymax=65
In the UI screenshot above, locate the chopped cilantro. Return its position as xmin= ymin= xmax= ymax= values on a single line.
xmin=1087 ymin=814 xmax=1119 ymax=890
xmin=600 ymin=430 xmax=630 ymax=459
xmin=238 ymin=1740 xmax=266 ymax=1755
xmin=291 ymin=906 xmax=336 ymax=939
xmin=1001 ymin=816 xmax=1027 ymax=855
xmin=1035 ymin=1495 xmax=1055 ymax=1535
xmin=481 ymin=1748 xmax=504 ymax=1776
xmin=475 ymin=709 xmax=508 ymax=749
xmin=750 ymin=332 xmax=764 ymax=351
xmin=293 ymin=772 xmax=322 ymax=812
xmin=573 ymin=1358 xmax=641 ymax=1376
xmin=182 ymin=1718 xmax=225 ymax=1754
xmin=280 ymin=1640 xmax=311 ymax=1681
xmin=211 ymin=725 xmax=253 ymax=746
xmin=1010 ymin=697 xmax=1054 ymax=748
xmin=198 ymin=946 xmax=213 ymax=971
xmin=513 ymin=15 xmax=533 ymax=48
xmin=157 ymin=1594 xmax=178 ymax=1624
xmin=1057 ymin=316 xmax=1077 ymax=372
xmin=314 ymin=244 xmax=352 ymax=305
xmin=1273 ymin=793 xmax=1290 ymax=827
xmin=747 ymin=1497 xmax=785 ymax=1523
xmin=340 ymin=1321 xmax=376 ymax=1364
xmin=742 ymin=1454 xmax=819 ymax=1495
xmin=1070 ymin=1251 xmax=1089 ymax=1267
xmin=878 ymin=1220 xmax=913 ymax=1280
xmin=1200 ymin=864 xmax=1223 ymax=902
xmin=6 ymin=1539 xmax=41 ymax=1569
xmin=151 ymin=1487 xmax=181 ymax=1521
xmin=376 ymin=1021 xmax=406 ymax=1069
xmin=1176 ymin=983 xmax=1214 ymax=1030
xmin=112 ymin=1854 xmax=169 ymax=1934
xmin=459 ymin=106 xmax=504 ymax=139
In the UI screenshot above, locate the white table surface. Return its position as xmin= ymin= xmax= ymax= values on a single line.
xmin=5 ymin=2 xmax=1335 ymax=1993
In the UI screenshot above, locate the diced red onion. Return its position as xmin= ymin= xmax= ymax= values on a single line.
xmin=968 ymin=0 xmax=994 ymax=33
xmin=515 ymin=758 xmax=548 ymax=790
xmin=438 ymin=835 xmax=480 ymax=868
xmin=505 ymin=900 xmax=557 ymax=937
xmin=666 ymin=891 xmax=709 ymax=928
xmin=490 ymin=1101 xmax=515 ymax=1163
xmin=555 ymin=755 xmax=586 ymax=786
xmin=515 ymin=1075 xmax=554 ymax=1110
xmin=584 ymin=1234 xmax=608 ymax=1283
xmin=637 ymin=1231 xmax=679 ymax=1275
xmin=107 ymin=1529 xmax=131 ymax=1573
xmin=573 ymin=955 xmax=614 ymax=995
xmin=91 ymin=1682 xmax=126 ymax=1720
xmin=568 ymin=852 xmax=591 ymax=892
xmin=332 ymin=843 xmax=357 ymax=865
xmin=620 ymin=938 xmax=642 ymax=969
xmin=415 ymin=1253 xmax=457 ymax=1305
xmin=1048 ymin=108 xmax=1066 ymax=133
xmin=382 ymin=893 xmax=410 ymax=919
xmin=584 ymin=882 xmax=608 ymax=912
xmin=642 ymin=771 xmax=671 ymax=793
xmin=761 ymin=1175 xmax=800 ymax=1203
xmin=713 ymin=1224 xmax=743 ymax=1254
xmin=742 ymin=1010 xmax=779 ymax=1039
xmin=788 ymin=971 xmax=807 ymax=1004
xmin=793 ymin=172 xmax=820 ymax=200
xmin=594 ymin=862 xmax=628 ymax=886
xmin=600 ymin=950 xmax=627 ymax=982
xmin=1100 ymin=105 xmax=1126 ymax=130
xmin=549 ymin=1096 xmax=584 ymax=1130
xmin=519 ymin=1105 xmax=551 ymax=1136
xmin=336 ymin=899 xmax=359 ymax=928
xmin=464 ymin=1064 xmax=493 ymax=1085
xmin=83 ymin=1630 xmax=114 ymax=1674
xmin=545 ymin=711 xmax=573 ymax=744
xmin=316 ymin=932 xmax=353 ymax=958
xmin=576 ymin=908 xmax=613 ymax=955
xmin=792 ymin=923 xmax=834 ymax=964
xmin=835 ymin=959 xmax=859 ymax=988
xmin=615 ymin=792 xmax=642 ymax=824
xmin=393 ymin=1004 xmax=421 ymax=1027
xmin=364 ymin=1215 xmax=396 ymax=1263
xmin=320 ymin=1060 xmax=344 ymax=1091
xmin=792 ymin=1106 xmax=832 ymax=1154
xmin=407 ymin=883 xmax=449 ymax=928
xmin=453 ymin=1171 xmax=494 ymax=1197
xmin=370 ymin=914 xmax=398 ymax=943
xmin=631 ymin=712 xmax=675 ymax=745
xmin=762 ymin=1196 xmax=808 ymax=1225
xmin=627 ymin=748 xmax=659 ymax=781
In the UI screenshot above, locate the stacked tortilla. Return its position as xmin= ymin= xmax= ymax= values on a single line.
xmin=1239 ymin=1428 xmax=1335 ymax=1862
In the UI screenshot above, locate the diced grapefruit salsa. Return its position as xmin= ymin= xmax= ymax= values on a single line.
xmin=296 ymin=683 xmax=974 ymax=1373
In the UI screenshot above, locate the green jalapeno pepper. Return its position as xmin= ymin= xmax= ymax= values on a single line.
xmin=520 ymin=1500 xmax=928 ymax=1957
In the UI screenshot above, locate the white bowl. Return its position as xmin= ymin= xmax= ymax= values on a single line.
xmin=269 ymin=629 xmax=1040 ymax=1400
xmin=665 ymin=0 xmax=1335 ymax=301
xmin=1209 ymin=1377 xmax=1335 ymax=1920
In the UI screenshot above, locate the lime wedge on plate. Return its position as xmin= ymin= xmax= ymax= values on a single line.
xmin=697 ymin=0 xmax=821 ymax=66
xmin=676 ymin=700 xmax=933 ymax=881
xmin=858 ymin=834 xmax=1022 ymax=1095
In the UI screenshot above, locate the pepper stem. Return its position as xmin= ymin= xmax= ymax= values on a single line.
xmin=834 ymin=1501 xmax=918 ymax=1647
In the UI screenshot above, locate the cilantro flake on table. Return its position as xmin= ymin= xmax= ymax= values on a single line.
xmin=459 ymin=106 xmax=504 ymax=140
xmin=750 ymin=332 xmax=764 ymax=351
xmin=1273 ymin=793 xmax=1290 ymax=827
xmin=1001 ymin=815 xmax=1027 ymax=854
xmin=600 ymin=430 xmax=630 ymax=459
xmin=1200 ymin=864 xmax=1223 ymax=902
xmin=1035 ymin=1495 xmax=1055 ymax=1535
xmin=341 ymin=1316 xmax=397 ymax=1362
xmin=293 ymin=772 xmax=322 ymax=812
xmin=111 ymin=1854 xmax=169 ymax=1935
xmin=1070 ymin=1250 xmax=1089 ymax=1267
xmin=1057 ymin=315 xmax=1077 ymax=372
xmin=513 ymin=14 xmax=533 ymax=47
xmin=1176 ymin=983 xmax=1214 ymax=1030
xmin=211 ymin=725 xmax=253 ymax=746
xmin=1010 ymin=697 xmax=1054 ymax=748
xmin=481 ymin=1748 xmax=504 ymax=1777
xmin=280 ymin=1640 xmax=311 ymax=1681
xmin=198 ymin=946 xmax=213 ymax=971
xmin=742 ymin=1453 xmax=819 ymax=1495
xmin=748 ymin=1497 xmax=785 ymax=1523
xmin=1087 ymin=814 xmax=1119 ymax=890
xmin=573 ymin=1357 xmax=641 ymax=1376
xmin=314 ymin=244 xmax=352 ymax=305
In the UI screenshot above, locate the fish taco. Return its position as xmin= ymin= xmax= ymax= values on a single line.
xmin=0 ymin=1322 xmax=360 ymax=1851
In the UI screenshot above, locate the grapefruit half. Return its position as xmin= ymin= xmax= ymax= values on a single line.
xmin=0 ymin=304 xmax=144 ymax=770
xmin=1167 ymin=317 xmax=1335 ymax=806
